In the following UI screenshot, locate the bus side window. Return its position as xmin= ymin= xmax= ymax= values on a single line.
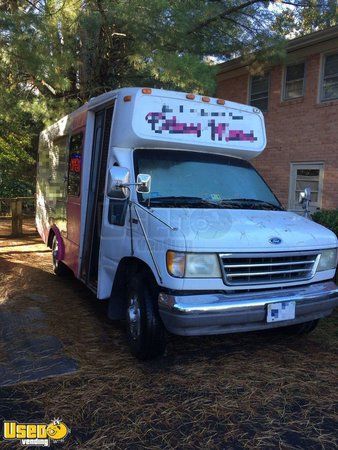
xmin=68 ymin=132 xmax=83 ymax=196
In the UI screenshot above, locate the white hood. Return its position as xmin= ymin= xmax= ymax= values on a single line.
xmin=150 ymin=208 xmax=337 ymax=252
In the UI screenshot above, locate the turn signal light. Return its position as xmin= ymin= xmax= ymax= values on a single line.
xmin=124 ymin=95 xmax=132 ymax=102
xmin=166 ymin=251 xmax=186 ymax=278
xmin=202 ymin=96 xmax=210 ymax=103
xmin=217 ymin=99 xmax=225 ymax=105
xmin=142 ymin=88 xmax=152 ymax=94
xmin=186 ymin=94 xmax=195 ymax=100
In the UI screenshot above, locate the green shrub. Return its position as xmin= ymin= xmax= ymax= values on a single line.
xmin=312 ymin=210 xmax=338 ymax=237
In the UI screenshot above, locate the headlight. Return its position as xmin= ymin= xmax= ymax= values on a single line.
xmin=166 ymin=251 xmax=221 ymax=278
xmin=317 ymin=248 xmax=338 ymax=272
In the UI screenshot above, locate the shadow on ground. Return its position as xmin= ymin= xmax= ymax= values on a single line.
xmin=0 ymin=234 xmax=337 ymax=449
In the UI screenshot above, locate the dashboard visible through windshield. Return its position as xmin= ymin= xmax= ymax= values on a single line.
xmin=134 ymin=149 xmax=282 ymax=210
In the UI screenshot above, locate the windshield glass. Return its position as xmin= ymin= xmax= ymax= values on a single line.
xmin=134 ymin=149 xmax=282 ymax=210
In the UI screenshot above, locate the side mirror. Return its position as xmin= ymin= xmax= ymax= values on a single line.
xmin=136 ymin=174 xmax=151 ymax=194
xmin=107 ymin=166 xmax=130 ymax=199
xmin=299 ymin=187 xmax=311 ymax=205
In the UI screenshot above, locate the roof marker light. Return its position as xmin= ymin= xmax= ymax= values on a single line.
xmin=186 ymin=94 xmax=195 ymax=100
xmin=142 ymin=88 xmax=152 ymax=94
xmin=202 ymin=96 xmax=210 ymax=103
xmin=217 ymin=99 xmax=225 ymax=105
xmin=124 ymin=95 xmax=132 ymax=102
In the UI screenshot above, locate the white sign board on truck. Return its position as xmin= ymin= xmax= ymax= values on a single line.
xmin=112 ymin=89 xmax=266 ymax=159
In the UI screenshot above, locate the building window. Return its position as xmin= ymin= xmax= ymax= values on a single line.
xmin=289 ymin=163 xmax=324 ymax=213
xmin=249 ymin=74 xmax=269 ymax=112
xmin=283 ymin=62 xmax=305 ymax=100
xmin=321 ymin=53 xmax=338 ymax=101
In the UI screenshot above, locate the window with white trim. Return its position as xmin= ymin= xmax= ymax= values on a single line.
xmin=321 ymin=53 xmax=338 ymax=101
xmin=249 ymin=74 xmax=269 ymax=112
xmin=283 ymin=62 xmax=305 ymax=100
xmin=289 ymin=163 xmax=324 ymax=213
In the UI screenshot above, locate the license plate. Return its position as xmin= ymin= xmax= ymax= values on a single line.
xmin=266 ymin=301 xmax=296 ymax=323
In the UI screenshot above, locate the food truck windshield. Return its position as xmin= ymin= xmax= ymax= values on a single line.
xmin=134 ymin=149 xmax=282 ymax=210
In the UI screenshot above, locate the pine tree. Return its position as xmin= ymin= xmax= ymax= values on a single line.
xmin=0 ymin=0 xmax=336 ymax=195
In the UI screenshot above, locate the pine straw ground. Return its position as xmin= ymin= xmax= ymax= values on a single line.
xmin=0 ymin=233 xmax=337 ymax=450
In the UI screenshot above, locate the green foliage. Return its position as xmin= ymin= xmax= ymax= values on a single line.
xmin=292 ymin=0 xmax=337 ymax=34
xmin=0 ymin=0 xmax=336 ymax=196
xmin=312 ymin=210 xmax=338 ymax=236
xmin=0 ymin=89 xmax=40 ymax=197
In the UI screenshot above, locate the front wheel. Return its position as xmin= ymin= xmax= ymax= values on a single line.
xmin=126 ymin=272 xmax=166 ymax=360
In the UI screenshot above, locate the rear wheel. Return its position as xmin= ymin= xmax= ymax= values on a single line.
xmin=51 ymin=236 xmax=68 ymax=277
xmin=125 ymin=272 xmax=166 ymax=360
xmin=279 ymin=319 xmax=319 ymax=335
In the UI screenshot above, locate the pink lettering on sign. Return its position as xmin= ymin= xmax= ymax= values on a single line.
xmin=208 ymin=119 xmax=228 ymax=141
xmin=145 ymin=112 xmax=201 ymax=136
xmin=145 ymin=104 xmax=257 ymax=142
xmin=227 ymin=130 xmax=256 ymax=142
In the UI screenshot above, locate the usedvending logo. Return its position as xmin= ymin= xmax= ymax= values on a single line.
xmin=3 ymin=418 xmax=70 ymax=447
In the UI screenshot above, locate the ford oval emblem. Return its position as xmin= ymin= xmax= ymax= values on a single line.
xmin=269 ymin=237 xmax=282 ymax=245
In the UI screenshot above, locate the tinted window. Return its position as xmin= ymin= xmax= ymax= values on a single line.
xmin=108 ymin=199 xmax=128 ymax=226
xmin=68 ymin=132 xmax=83 ymax=196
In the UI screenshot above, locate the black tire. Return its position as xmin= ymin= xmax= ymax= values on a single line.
xmin=125 ymin=271 xmax=166 ymax=360
xmin=51 ymin=236 xmax=69 ymax=277
xmin=279 ymin=319 xmax=319 ymax=335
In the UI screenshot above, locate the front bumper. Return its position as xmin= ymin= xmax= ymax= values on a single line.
xmin=158 ymin=281 xmax=338 ymax=336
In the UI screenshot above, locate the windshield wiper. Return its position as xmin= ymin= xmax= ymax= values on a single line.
xmin=146 ymin=196 xmax=219 ymax=208
xmin=145 ymin=196 xmax=283 ymax=210
xmin=219 ymin=198 xmax=283 ymax=211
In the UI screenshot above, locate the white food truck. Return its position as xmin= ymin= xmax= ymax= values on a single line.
xmin=36 ymin=87 xmax=338 ymax=359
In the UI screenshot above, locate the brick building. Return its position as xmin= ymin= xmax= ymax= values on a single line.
xmin=217 ymin=26 xmax=338 ymax=213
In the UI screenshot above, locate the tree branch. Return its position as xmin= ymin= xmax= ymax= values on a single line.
xmin=224 ymin=15 xmax=257 ymax=35
xmin=280 ymin=1 xmax=321 ymax=7
xmin=24 ymin=0 xmax=43 ymax=14
xmin=188 ymin=0 xmax=265 ymax=34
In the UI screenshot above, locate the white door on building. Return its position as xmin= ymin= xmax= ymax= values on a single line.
xmin=288 ymin=162 xmax=324 ymax=214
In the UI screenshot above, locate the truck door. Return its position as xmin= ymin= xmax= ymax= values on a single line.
xmin=96 ymin=151 xmax=131 ymax=300
xmin=81 ymin=104 xmax=114 ymax=290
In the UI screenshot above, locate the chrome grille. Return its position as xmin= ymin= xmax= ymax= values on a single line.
xmin=220 ymin=252 xmax=320 ymax=286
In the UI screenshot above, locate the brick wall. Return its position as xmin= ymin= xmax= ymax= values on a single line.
xmin=217 ymin=53 xmax=338 ymax=210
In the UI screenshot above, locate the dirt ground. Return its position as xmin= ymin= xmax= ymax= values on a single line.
xmin=0 ymin=217 xmax=36 ymax=238
xmin=0 ymin=232 xmax=337 ymax=449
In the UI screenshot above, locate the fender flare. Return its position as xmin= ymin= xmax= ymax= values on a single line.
xmin=48 ymin=225 xmax=65 ymax=261
xmin=108 ymin=257 xmax=158 ymax=320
